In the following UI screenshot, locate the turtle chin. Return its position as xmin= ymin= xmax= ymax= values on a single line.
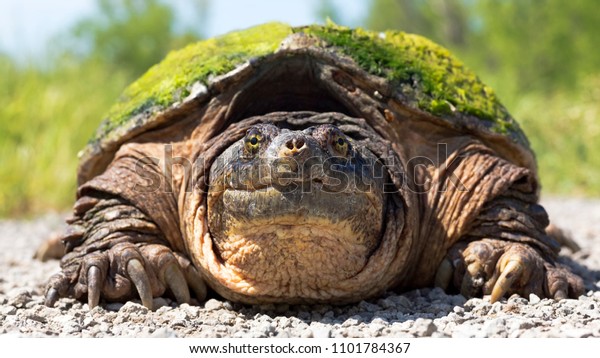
xmin=206 ymin=183 xmax=385 ymax=299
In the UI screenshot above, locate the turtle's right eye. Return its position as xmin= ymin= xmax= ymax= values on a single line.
xmin=331 ymin=133 xmax=349 ymax=156
xmin=244 ymin=130 xmax=263 ymax=154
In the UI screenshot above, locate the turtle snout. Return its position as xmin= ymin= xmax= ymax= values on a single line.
xmin=274 ymin=136 xmax=308 ymax=177
xmin=268 ymin=134 xmax=321 ymax=184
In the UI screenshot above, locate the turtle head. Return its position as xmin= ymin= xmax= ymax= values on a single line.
xmin=206 ymin=123 xmax=387 ymax=301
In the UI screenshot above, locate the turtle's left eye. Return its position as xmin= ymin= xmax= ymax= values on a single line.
xmin=244 ymin=131 xmax=263 ymax=154
xmin=332 ymin=134 xmax=349 ymax=156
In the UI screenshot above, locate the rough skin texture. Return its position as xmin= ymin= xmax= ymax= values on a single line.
xmin=39 ymin=24 xmax=584 ymax=310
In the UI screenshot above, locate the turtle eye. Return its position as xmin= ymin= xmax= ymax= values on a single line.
xmin=332 ymin=134 xmax=349 ymax=156
xmin=244 ymin=131 xmax=263 ymax=154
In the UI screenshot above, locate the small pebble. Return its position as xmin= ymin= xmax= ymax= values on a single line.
xmin=529 ymin=294 xmax=541 ymax=304
xmin=453 ymin=306 xmax=464 ymax=314
xmin=377 ymin=298 xmax=396 ymax=309
xmin=152 ymin=297 xmax=169 ymax=310
xmin=0 ymin=305 xmax=17 ymax=315
xmin=7 ymin=288 xmax=31 ymax=307
xmin=311 ymin=326 xmax=331 ymax=338
xmin=204 ymin=299 xmax=223 ymax=311
xmin=564 ymin=328 xmax=593 ymax=338
xmin=151 ymin=327 xmax=179 ymax=338
xmin=300 ymin=329 xmax=313 ymax=338
xmin=358 ymin=300 xmax=380 ymax=312
xmin=105 ymin=303 xmax=124 ymax=311
xmin=482 ymin=318 xmax=505 ymax=336
xmin=409 ymin=318 xmax=437 ymax=337
xmin=391 ymin=295 xmax=413 ymax=309
xmin=120 ymin=301 xmax=149 ymax=315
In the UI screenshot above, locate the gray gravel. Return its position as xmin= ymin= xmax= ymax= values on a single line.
xmin=1 ymin=197 xmax=599 ymax=338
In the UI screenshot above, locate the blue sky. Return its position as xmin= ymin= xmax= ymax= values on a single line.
xmin=0 ymin=0 xmax=369 ymax=58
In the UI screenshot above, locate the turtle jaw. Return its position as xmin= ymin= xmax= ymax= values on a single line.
xmin=205 ymin=183 xmax=385 ymax=300
xmin=211 ymin=183 xmax=384 ymax=249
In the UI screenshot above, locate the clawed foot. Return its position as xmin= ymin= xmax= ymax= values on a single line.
xmin=45 ymin=243 xmax=207 ymax=310
xmin=435 ymin=239 xmax=584 ymax=302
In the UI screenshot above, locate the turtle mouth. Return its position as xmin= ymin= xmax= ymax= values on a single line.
xmin=208 ymin=182 xmax=384 ymax=247
xmin=205 ymin=181 xmax=385 ymax=298
xmin=219 ymin=182 xmax=380 ymax=226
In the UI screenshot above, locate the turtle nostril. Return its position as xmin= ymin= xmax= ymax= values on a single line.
xmin=285 ymin=140 xmax=295 ymax=150
xmin=294 ymin=138 xmax=305 ymax=149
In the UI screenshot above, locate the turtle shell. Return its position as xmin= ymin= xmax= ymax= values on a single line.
xmin=78 ymin=22 xmax=535 ymax=185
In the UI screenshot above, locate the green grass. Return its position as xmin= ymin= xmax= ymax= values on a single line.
xmin=508 ymin=76 xmax=600 ymax=196
xmin=0 ymin=59 xmax=129 ymax=216
xmin=0 ymin=57 xmax=598 ymax=217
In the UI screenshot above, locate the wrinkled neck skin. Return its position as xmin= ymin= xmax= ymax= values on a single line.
xmin=175 ymin=112 xmax=416 ymax=304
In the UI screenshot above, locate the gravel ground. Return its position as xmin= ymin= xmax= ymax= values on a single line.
xmin=1 ymin=197 xmax=599 ymax=338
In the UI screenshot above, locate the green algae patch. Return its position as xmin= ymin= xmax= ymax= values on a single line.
xmin=298 ymin=23 xmax=518 ymax=134
xmin=94 ymin=22 xmax=293 ymax=141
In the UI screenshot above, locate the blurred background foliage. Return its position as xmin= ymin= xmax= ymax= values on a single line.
xmin=1 ymin=0 xmax=599 ymax=217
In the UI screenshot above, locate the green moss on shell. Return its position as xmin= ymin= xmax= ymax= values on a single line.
xmin=298 ymin=23 xmax=517 ymax=132
xmin=94 ymin=22 xmax=519 ymax=143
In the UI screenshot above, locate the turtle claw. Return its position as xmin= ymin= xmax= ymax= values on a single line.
xmin=490 ymin=260 xmax=524 ymax=303
xmin=554 ymin=289 xmax=568 ymax=300
xmin=126 ymin=259 xmax=154 ymax=309
xmin=181 ymin=262 xmax=208 ymax=302
xmin=45 ymin=287 xmax=59 ymax=307
xmin=544 ymin=263 xmax=584 ymax=300
xmin=87 ymin=266 xmax=103 ymax=308
xmin=461 ymin=261 xmax=486 ymax=298
xmin=164 ymin=263 xmax=190 ymax=304
xmin=34 ymin=233 xmax=66 ymax=261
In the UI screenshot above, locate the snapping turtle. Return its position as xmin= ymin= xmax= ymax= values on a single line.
xmin=41 ymin=23 xmax=583 ymax=309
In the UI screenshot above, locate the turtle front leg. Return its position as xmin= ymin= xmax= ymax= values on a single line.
xmin=424 ymin=143 xmax=584 ymax=302
xmin=45 ymin=195 xmax=207 ymax=310
xmin=44 ymin=145 xmax=207 ymax=310
xmin=435 ymin=196 xmax=584 ymax=302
